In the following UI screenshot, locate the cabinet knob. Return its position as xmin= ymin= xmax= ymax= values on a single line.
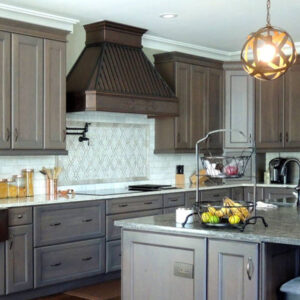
xmin=246 ymin=257 xmax=254 ymax=280
xmin=17 ymin=214 xmax=23 ymax=219
xmin=82 ymin=218 xmax=93 ymax=223
xmin=6 ymin=128 xmax=10 ymax=142
xmin=50 ymin=262 xmax=62 ymax=267
xmin=249 ymin=133 xmax=252 ymax=144
xmin=286 ymin=132 xmax=289 ymax=143
xmin=50 ymin=222 xmax=61 ymax=227
xmin=82 ymin=257 xmax=92 ymax=261
xmin=14 ymin=128 xmax=18 ymax=142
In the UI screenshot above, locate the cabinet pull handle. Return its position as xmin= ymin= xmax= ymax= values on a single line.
xmin=50 ymin=262 xmax=62 ymax=267
xmin=144 ymin=201 xmax=153 ymax=205
xmin=6 ymin=128 xmax=10 ymax=142
xmin=246 ymin=257 xmax=254 ymax=280
xmin=63 ymin=129 xmax=66 ymax=142
xmin=82 ymin=257 xmax=92 ymax=261
xmin=286 ymin=132 xmax=289 ymax=143
xmin=14 ymin=128 xmax=18 ymax=142
xmin=249 ymin=133 xmax=252 ymax=143
xmin=213 ymin=194 xmax=220 ymax=197
xmin=50 ymin=222 xmax=61 ymax=227
xmin=119 ymin=253 xmax=122 ymax=257
xmin=17 ymin=214 xmax=23 ymax=219
xmin=82 ymin=218 xmax=93 ymax=223
xmin=170 ymin=199 xmax=178 ymax=202
xmin=9 ymin=240 xmax=13 ymax=250
xmin=177 ymin=133 xmax=180 ymax=143
xmin=119 ymin=204 xmax=128 ymax=208
xmin=279 ymin=132 xmax=283 ymax=143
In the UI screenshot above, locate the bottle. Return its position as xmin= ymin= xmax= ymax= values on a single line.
xmin=0 ymin=179 xmax=8 ymax=199
xmin=7 ymin=177 xmax=18 ymax=198
xmin=22 ymin=169 xmax=34 ymax=197
xmin=15 ymin=175 xmax=26 ymax=198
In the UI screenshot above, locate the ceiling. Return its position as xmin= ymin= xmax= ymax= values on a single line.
xmin=0 ymin=0 xmax=299 ymax=52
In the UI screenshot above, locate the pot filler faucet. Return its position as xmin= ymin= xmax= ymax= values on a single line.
xmin=280 ymin=158 xmax=300 ymax=206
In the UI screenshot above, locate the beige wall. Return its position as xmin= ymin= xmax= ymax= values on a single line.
xmin=66 ymin=23 xmax=164 ymax=74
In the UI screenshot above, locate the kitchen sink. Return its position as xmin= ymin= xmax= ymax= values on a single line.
xmin=0 ymin=209 xmax=8 ymax=242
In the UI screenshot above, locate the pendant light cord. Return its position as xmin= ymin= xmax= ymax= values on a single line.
xmin=266 ymin=0 xmax=271 ymax=26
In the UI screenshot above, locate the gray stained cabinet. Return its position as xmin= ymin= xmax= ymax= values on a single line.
xmin=154 ymin=52 xmax=223 ymax=153
xmin=0 ymin=242 xmax=4 ymax=295
xmin=5 ymin=225 xmax=33 ymax=294
xmin=224 ymin=67 xmax=254 ymax=148
xmin=11 ymin=34 xmax=43 ymax=149
xmin=207 ymin=240 xmax=259 ymax=300
xmin=264 ymin=187 xmax=295 ymax=200
xmin=0 ymin=32 xmax=11 ymax=149
xmin=44 ymin=39 xmax=66 ymax=149
xmin=244 ymin=187 xmax=264 ymax=202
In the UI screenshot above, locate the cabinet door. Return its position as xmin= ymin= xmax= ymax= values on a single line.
xmin=174 ymin=62 xmax=190 ymax=149
xmin=264 ymin=187 xmax=295 ymax=200
xmin=208 ymin=240 xmax=259 ymax=300
xmin=0 ymin=242 xmax=4 ymax=295
xmin=189 ymin=65 xmax=207 ymax=147
xmin=122 ymin=230 xmax=206 ymax=300
xmin=284 ymin=63 xmax=300 ymax=148
xmin=11 ymin=34 xmax=43 ymax=149
xmin=0 ymin=32 xmax=11 ymax=149
xmin=225 ymin=70 xmax=254 ymax=148
xmin=243 ymin=187 xmax=264 ymax=202
xmin=207 ymin=68 xmax=224 ymax=150
xmin=44 ymin=40 xmax=66 ymax=149
xmin=256 ymin=78 xmax=284 ymax=149
xmin=6 ymin=225 xmax=33 ymax=294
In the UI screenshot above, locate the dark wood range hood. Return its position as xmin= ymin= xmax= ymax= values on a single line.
xmin=67 ymin=20 xmax=178 ymax=117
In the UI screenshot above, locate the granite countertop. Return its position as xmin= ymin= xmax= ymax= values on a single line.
xmin=115 ymin=205 xmax=300 ymax=246
xmin=0 ymin=182 xmax=296 ymax=209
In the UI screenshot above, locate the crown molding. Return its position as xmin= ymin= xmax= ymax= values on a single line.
xmin=0 ymin=4 xmax=79 ymax=32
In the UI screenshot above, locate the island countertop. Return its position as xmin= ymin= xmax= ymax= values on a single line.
xmin=115 ymin=205 xmax=300 ymax=246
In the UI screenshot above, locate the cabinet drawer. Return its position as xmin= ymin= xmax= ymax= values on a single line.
xmin=106 ymin=209 xmax=163 ymax=241
xmin=231 ymin=187 xmax=244 ymax=201
xmin=9 ymin=207 xmax=32 ymax=226
xmin=264 ymin=187 xmax=295 ymax=199
xmin=106 ymin=195 xmax=163 ymax=214
xmin=106 ymin=240 xmax=121 ymax=273
xmin=185 ymin=191 xmax=197 ymax=207
xmin=163 ymin=192 xmax=185 ymax=208
xmin=244 ymin=187 xmax=264 ymax=202
xmin=202 ymin=188 xmax=231 ymax=202
xmin=34 ymin=202 xmax=105 ymax=246
xmin=34 ymin=238 xmax=105 ymax=287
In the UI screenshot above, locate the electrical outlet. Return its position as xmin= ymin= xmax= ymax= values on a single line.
xmin=174 ymin=262 xmax=194 ymax=279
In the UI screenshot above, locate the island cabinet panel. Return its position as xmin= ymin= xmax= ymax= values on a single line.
xmin=264 ymin=187 xmax=295 ymax=200
xmin=0 ymin=31 xmax=11 ymax=149
xmin=122 ymin=230 xmax=206 ymax=300
xmin=106 ymin=240 xmax=121 ymax=273
xmin=11 ymin=34 xmax=43 ymax=149
xmin=5 ymin=225 xmax=33 ymax=294
xmin=243 ymin=187 xmax=264 ymax=202
xmin=0 ymin=243 xmax=4 ymax=295
xmin=44 ymin=39 xmax=66 ymax=149
xmin=208 ymin=240 xmax=259 ymax=300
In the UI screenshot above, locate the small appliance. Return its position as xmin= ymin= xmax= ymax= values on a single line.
xmin=269 ymin=158 xmax=288 ymax=184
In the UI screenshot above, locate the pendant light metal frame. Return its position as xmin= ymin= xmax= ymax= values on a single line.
xmin=241 ymin=0 xmax=297 ymax=80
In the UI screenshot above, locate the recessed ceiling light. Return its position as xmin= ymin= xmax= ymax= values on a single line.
xmin=160 ymin=13 xmax=178 ymax=19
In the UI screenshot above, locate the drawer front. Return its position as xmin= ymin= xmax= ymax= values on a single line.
xmin=185 ymin=191 xmax=197 ymax=207
xmin=106 ymin=209 xmax=163 ymax=241
xmin=163 ymin=192 xmax=185 ymax=208
xmin=34 ymin=202 xmax=105 ymax=246
xmin=34 ymin=238 xmax=105 ymax=287
xmin=9 ymin=207 xmax=32 ymax=226
xmin=231 ymin=187 xmax=244 ymax=201
xmin=106 ymin=240 xmax=121 ymax=273
xmin=244 ymin=187 xmax=264 ymax=202
xmin=202 ymin=188 xmax=231 ymax=202
xmin=163 ymin=207 xmax=178 ymax=214
xmin=264 ymin=187 xmax=295 ymax=199
xmin=106 ymin=195 xmax=163 ymax=214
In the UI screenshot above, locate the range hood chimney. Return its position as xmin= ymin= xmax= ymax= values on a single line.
xmin=67 ymin=20 xmax=178 ymax=117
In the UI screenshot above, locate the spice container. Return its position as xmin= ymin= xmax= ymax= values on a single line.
xmin=7 ymin=177 xmax=18 ymax=198
xmin=15 ymin=175 xmax=26 ymax=198
xmin=0 ymin=179 xmax=8 ymax=199
xmin=22 ymin=169 xmax=34 ymax=197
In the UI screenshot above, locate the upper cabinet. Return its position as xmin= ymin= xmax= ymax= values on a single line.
xmin=0 ymin=19 xmax=68 ymax=155
xmin=154 ymin=52 xmax=224 ymax=153
xmin=224 ymin=63 xmax=254 ymax=149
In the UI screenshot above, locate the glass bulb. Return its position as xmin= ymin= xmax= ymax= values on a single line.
xmin=258 ymin=43 xmax=276 ymax=62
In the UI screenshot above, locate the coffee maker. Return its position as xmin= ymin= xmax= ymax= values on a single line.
xmin=269 ymin=158 xmax=288 ymax=184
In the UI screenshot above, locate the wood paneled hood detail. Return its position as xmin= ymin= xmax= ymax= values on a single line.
xmin=67 ymin=21 xmax=178 ymax=117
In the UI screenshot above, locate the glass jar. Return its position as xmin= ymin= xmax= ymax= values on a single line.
xmin=22 ymin=169 xmax=34 ymax=197
xmin=7 ymin=177 xmax=18 ymax=198
xmin=15 ymin=175 xmax=26 ymax=198
xmin=0 ymin=179 xmax=8 ymax=199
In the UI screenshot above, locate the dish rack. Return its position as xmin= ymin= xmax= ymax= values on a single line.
xmin=182 ymin=129 xmax=268 ymax=232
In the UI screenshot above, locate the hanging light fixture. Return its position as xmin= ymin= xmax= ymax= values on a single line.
xmin=241 ymin=0 xmax=297 ymax=80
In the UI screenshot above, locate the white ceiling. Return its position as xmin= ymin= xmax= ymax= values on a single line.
xmin=0 ymin=0 xmax=299 ymax=52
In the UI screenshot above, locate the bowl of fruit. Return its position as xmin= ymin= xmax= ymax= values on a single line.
xmin=198 ymin=197 xmax=254 ymax=228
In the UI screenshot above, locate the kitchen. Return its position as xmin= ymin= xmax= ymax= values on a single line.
xmin=0 ymin=0 xmax=300 ymax=299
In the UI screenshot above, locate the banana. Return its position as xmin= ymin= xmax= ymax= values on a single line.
xmin=207 ymin=205 xmax=216 ymax=216
xmin=215 ymin=210 xmax=224 ymax=218
xmin=223 ymin=197 xmax=248 ymax=222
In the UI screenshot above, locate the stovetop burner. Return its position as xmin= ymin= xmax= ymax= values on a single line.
xmin=128 ymin=184 xmax=177 ymax=191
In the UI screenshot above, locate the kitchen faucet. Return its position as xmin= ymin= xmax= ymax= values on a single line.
xmin=280 ymin=158 xmax=300 ymax=206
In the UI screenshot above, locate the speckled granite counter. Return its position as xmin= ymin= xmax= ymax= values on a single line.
xmin=115 ymin=206 xmax=300 ymax=246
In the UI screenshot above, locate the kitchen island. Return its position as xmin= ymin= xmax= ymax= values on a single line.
xmin=116 ymin=205 xmax=300 ymax=300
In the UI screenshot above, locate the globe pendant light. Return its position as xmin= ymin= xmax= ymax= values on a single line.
xmin=241 ymin=0 xmax=297 ymax=81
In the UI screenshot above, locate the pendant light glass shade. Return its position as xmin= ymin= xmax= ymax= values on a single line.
xmin=241 ymin=0 xmax=297 ymax=80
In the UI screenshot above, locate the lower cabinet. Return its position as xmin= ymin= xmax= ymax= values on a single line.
xmin=244 ymin=187 xmax=264 ymax=202
xmin=34 ymin=238 xmax=105 ymax=287
xmin=202 ymin=188 xmax=231 ymax=202
xmin=207 ymin=240 xmax=259 ymax=300
xmin=5 ymin=225 xmax=33 ymax=294
xmin=264 ymin=187 xmax=295 ymax=200
xmin=232 ymin=187 xmax=244 ymax=201
xmin=0 ymin=243 xmax=4 ymax=295
xmin=122 ymin=230 xmax=206 ymax=300
xmin=106 ymin=240 xmax=121 ymax=273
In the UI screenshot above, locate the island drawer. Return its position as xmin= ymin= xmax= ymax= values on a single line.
xmin=106 ymin=195 xmax=163 ymax=215
xmin=34 ymin=238 xmax=105 ymax=287
xmin=264 ymin=187 xmax=295 ymax=200
xmin=34 ymin=202 xmax=105 ymax=247
xmin=106 ymin=209 xmax=163 ymax=241
xmin=185 ymin=191 xmax=196 ymax=207
xmin=106 ymin=240 xmax=121 ymax=273
xmin=9 ymin=207 xmax=32 ymax=226
xmin=202 ymin=188 xmax=231 ymax=202
xmin=163 ymin=193 xmax=185 ymax=208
